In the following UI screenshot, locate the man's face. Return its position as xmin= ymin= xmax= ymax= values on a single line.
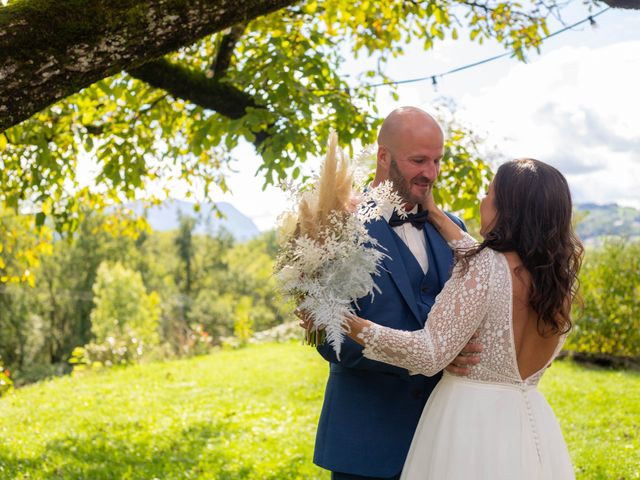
xmin=386 ymin=143 xmax=442 ymax=208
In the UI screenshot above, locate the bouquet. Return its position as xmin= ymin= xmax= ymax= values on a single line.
xmin=275 ymin=132 xmax=405 ymax=359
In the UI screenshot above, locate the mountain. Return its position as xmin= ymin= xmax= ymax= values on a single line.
xmin=122 ymin=201 xmax=638 ymax=245
xmin=128 ymin=200 xmax=261 ymax=241
xmin=575 ymin=203 xmax=640 ymax=244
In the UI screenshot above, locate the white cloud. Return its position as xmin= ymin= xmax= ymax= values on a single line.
xmin=459 ymin=41 xmax=640 ymax=207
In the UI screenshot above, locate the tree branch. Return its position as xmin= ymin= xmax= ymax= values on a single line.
xmin=210 ymin=23 xmax=247 ymax=79
xmin=0 ymin=0 xmax=296 ymax=132
xmin=127 ymin=59 xmax=271 ymax=147
xmin=601 ymin=0 xmax=640 ymax=8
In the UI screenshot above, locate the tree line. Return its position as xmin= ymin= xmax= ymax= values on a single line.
xmin=0 ymin=209 xmax=291 ymax=388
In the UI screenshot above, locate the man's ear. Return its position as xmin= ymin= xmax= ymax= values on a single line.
xmin=377 ymin=145 xmax=389 ymax=168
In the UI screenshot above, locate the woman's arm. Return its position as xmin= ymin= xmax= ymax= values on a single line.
xmin=344 ymin=247 xmax=495 ymax=377
xmin=423 ymin=186 xmax=465 ymax=243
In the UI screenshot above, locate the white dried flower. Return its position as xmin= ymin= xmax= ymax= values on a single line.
xmin=276 ymin=211 xmax=299 ymax=244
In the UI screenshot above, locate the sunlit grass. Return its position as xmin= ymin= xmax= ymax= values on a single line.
xmin=0 ymin=343 xmax=638 ymax=479
xmin=539 ymin=359 xmax=640 ymax=480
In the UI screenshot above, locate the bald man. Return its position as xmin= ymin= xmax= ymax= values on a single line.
xmin=312 ymin=107 xmax=479 ymax=480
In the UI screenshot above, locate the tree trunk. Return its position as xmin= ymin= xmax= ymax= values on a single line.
xmin=0 ymin=0 xmax=296 ymax=132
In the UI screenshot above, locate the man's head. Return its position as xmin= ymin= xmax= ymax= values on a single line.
xmin=373 ymin=107 xmax=444 ymax=209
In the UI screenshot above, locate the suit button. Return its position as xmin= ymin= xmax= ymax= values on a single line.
xmin=421 ymin=287 xmax=429 ymax=294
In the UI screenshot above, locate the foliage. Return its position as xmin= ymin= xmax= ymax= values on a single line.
xmin=1 ymin=0 xmax=566 ymax=236
xmin=90 ymin=261 xmax=161 ymax=348
xmin=233 ymin=296 xmax=255 ymax=345
xmin=0 ymin=343 xmax=637 ymax=479
xmin=187 ymin=231 xmax=293 ymax=345
xmin=69 ymin=335 xmax=144 ymax=370
xmin=566 ymin=239 xmax=640 ymax=358
xmin=432 ymin=101 xmax=496 ymax=221
xmin=251 ymin=321 xmax=302 ymax=344
xmin=7 ymin=362 xmax=68 ymax=388
xmin=183 ymin=323 xmax=214 ymax=357
xmin=0 ymin=357 xmax=12 ymax=397
xmin=0 ymin=204 xmax=293 ymax=382
xmin=0 ymin=207 xmax=53 ymax=285
xmin=33 ymin=210 xmax=144 ymax=365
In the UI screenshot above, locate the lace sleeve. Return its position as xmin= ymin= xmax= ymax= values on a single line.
xmin=357 ymin=247 xmax=495 ymax=377
xmin=448 ymin=230 xmax=479 ymax=250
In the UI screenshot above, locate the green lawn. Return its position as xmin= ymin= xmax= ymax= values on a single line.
xmin=0 ymin=343 xmax=638 ymax=479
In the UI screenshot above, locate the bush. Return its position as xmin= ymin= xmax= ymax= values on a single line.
xmin=566 ymin=239 xmax=640 ymax=358
xmin=10 ymin=362 xmax=69 ymax=387
xmin=181 ymin=323 xmax=214 ymax=357
xmin=0 ymin=358 xmax=12 ymax=397
xmin=69 ymin=333 xmax=145 ymax=370
xmin=91 ymin=261 xmax=161 ymax=348
xmin=231 ymin=296 xmax=254 ymax=347
xmin=251 ymin=321 xmax=302 ymax=344
xmin=188 ymin=292 xmax=236 ymax=340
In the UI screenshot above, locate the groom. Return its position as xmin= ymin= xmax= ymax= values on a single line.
xmin=311 ymin=107 xmax=481 ymax=480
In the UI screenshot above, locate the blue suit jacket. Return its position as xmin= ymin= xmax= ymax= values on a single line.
xmin=313 ymin=213 xmax=466 ymax=477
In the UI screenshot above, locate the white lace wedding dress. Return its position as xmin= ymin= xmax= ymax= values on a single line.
xmin=357 ymin=232 xmax=574 ymax=479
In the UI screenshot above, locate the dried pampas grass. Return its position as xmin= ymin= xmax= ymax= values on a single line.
xmin=274 ymin=131 xmax=404 ymax=357
xmin=298 ymin=131 xmax=354 ymax=242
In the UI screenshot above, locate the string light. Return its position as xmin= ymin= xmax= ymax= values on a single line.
xmin=365 ymin=7 xmax=611 ymax=90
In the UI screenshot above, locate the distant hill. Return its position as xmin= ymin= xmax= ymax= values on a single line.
xmin=575 ymin=203 xmax=640 ymax=244
xmin=127 ymin=200 xmax=260 ymax=241
xmin=121 ymin=201 xmax=638 ymax=245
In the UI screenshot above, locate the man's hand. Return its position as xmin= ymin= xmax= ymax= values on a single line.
xmin=445 ymin=333 xmax=482 ymax=376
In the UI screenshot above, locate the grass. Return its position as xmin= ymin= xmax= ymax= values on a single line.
xmin=539 ymin=360 xmax=640 ymax=480
xmin=0 ymin=342 xmax=638 ymax=479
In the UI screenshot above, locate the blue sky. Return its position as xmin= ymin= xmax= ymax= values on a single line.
xmin=180 ymin=3 xmax=640 ymax=230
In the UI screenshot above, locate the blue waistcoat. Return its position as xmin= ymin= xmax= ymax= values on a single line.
xmin=313 ymin=213 xmax=465 ymax=477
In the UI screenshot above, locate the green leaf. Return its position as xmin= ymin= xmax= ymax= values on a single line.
xmin=35 ymin=212 xmax=46 ymax=227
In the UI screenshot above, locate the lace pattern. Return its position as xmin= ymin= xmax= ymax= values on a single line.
xmin=357 ymin=231 xmax=561 ymax=386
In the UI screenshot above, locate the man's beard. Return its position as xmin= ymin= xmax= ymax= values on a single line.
xmin=389 ymin=157 xmax=427 ymax=206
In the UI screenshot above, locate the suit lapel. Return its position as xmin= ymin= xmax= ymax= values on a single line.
xmin=423 ymin=221 xmax=454 ymax=289
xmin=367 ymin=218 xmax=423 ymax=324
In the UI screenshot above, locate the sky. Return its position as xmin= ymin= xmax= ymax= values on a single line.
xmin=199 ymin=3 xmax=640 ymax=231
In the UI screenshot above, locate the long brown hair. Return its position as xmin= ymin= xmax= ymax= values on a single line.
xmin=460 ymin=159 xmax=583 ymax=335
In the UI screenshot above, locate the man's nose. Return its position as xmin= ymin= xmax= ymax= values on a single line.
xmin=422 ymin=162 xmax=438 ymax=181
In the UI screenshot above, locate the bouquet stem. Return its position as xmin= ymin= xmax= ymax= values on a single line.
xmin=304 ymin=327 xmax=326 ymax=347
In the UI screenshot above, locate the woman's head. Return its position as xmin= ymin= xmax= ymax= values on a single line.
xmin=466 ymin=158 xmax=583 ymax=335
xmin=481 ymin=159 xmax=573 ymax=247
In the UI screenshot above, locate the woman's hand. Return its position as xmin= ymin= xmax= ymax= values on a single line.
xmin=421 ymin=184 xmax=464 ymax=242
xmin=422 ymin=184 xmax=440 ymax=216
xmin=343 ymin=313 xmax=371 ymax=346
xmin=295 ymin=308 xmax=314 ymax=330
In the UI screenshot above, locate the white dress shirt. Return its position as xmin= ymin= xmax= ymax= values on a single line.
xmin=384 ymin=205 xmax=429 ymax=274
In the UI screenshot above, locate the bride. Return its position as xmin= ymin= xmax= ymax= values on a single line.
xmin=344 ymin=158 xmax=583 ymax=479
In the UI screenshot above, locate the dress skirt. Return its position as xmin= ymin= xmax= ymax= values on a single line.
xmin=400 ymin=373 xmax=575 ymax=480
